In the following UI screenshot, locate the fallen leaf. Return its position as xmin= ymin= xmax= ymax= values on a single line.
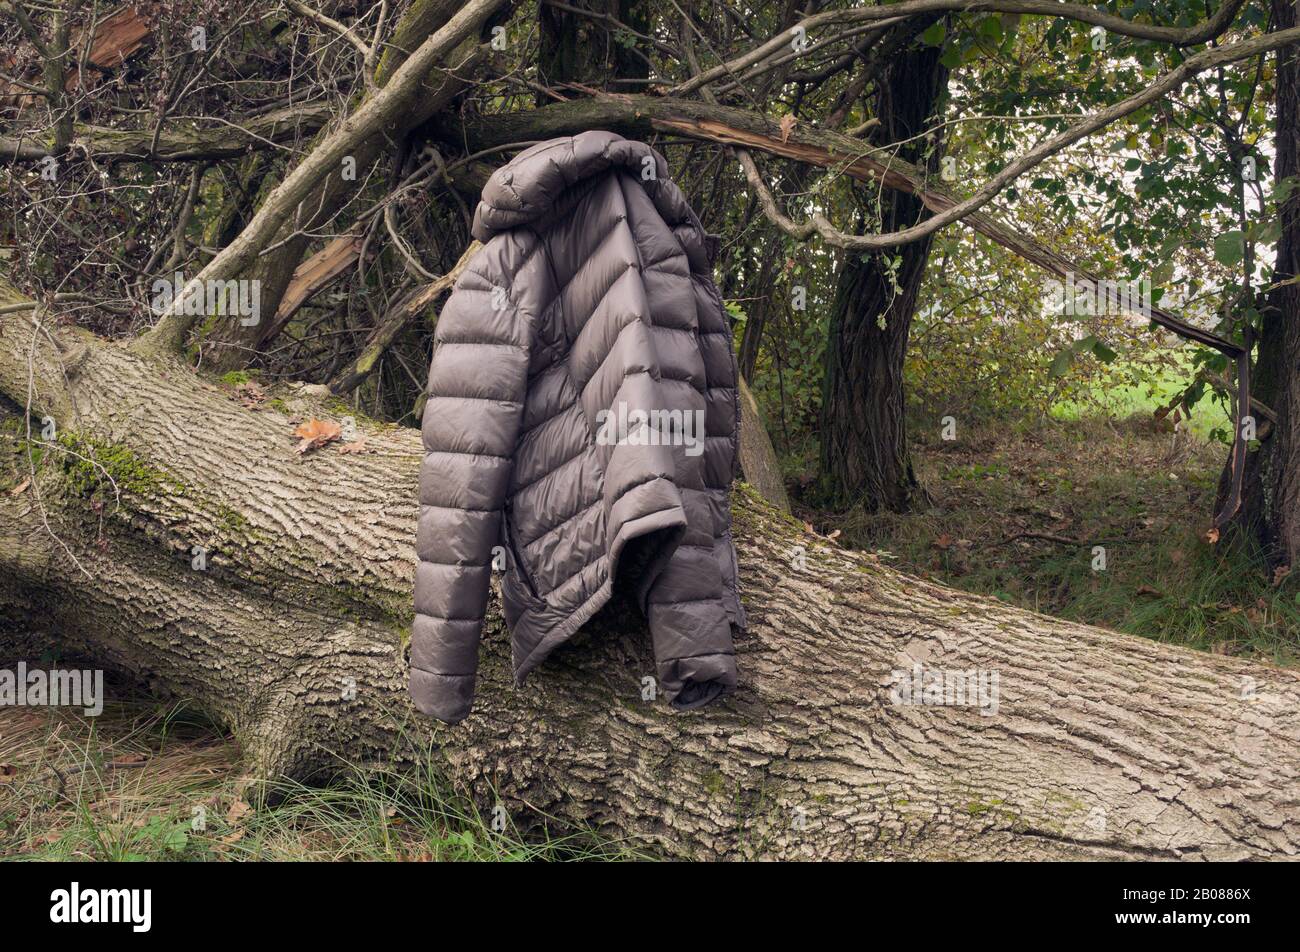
xmin=109 ymin=752 xmax=146 ymax=766
xmin=338 ymin=440 xmax=370 ymax=455
xmin=1205 ymin=527 xmax=1221 ymax=545
xmin=932 ymin=533 xmax=953 ymax=550
xmin=1272 ymin=564 xmax=1291 ymax=588
xmin=293 ymin=418 xmax=342 ymax=454
xmin=221 ymin=828 xmax=245 ymax=845
xmin=778 ymin=113 xmax=796 ymax=143
xmin=8 ymin=477 xmax=30 ymax=495
xmin=232 ymin=380 xmax=267 ymax=409
xmin=225 ymin=799 xmax=251 ymax=826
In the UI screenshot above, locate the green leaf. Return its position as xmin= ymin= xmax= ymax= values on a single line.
xmin=1048 ymin=347 xmax=1075 ymax=378
xmin=1214 ymin=230 xmax=1245 ymax=267
xmin=921 ymin=21 xmax=946 ymax=46
xmin=1091 ymin=340 xmax=1118 ymax=363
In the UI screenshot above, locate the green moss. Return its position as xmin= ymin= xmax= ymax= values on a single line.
xmin=965 ymin=798 xmax=1003 ymax=816
xmin=56 ymin=433 xmax=185 ymax=500
xmin=702 ymin=770 xmax=726 ymax=797
xmin=219 ymin=370 xmax=252 ymax=386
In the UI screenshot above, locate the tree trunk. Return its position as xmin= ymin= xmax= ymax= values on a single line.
xmin=1232 ymin=0 xmax=1300 ymax=567
xmin=2 ymin=280 xmax=1298 ymax=860
xmin=538 ymin=0 xmax=649 ymax=105
xmin=819 ymin=42 xmax=947 ymax=512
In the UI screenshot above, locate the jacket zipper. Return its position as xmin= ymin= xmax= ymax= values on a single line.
xmin=503 ymin=504 xmax=543 ymax=601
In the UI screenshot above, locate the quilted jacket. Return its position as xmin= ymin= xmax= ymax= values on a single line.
xmin=411 ymin=131 xmax=746 ymax=723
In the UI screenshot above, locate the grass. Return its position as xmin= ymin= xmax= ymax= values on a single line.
xmin=0 ymin=684 xmax=640 ymax=861
xmin=1050 ymin=354 xmax=1233 ymax=442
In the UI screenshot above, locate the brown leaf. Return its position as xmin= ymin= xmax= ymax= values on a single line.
xmin=225 ymin=799 xmax=251 ymax=826
xmin=109 ymin=752 xmax=146 ymax=766
xmin=8 ymin=477 xmax=30 ymax=496
xmin=1204 ymin=527 xmax=1221 ymax=545
xmin=293 ymin=418 xmax=342 ymax=454
xmin=778 ymin=113 xmax=796 ymax=144
xmin=932 ymin=533 xmax=953 ymax=551
xmin=338 ymin=440 xmax=370 ymax=455
xmin=1272 ymin=564 xmax=1292 ymax=588
xmin=233 ymin=380 xmax=267 ymax=409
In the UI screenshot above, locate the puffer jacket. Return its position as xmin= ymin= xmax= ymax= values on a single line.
xmin=411 ymin=131 xmax=746 ymax=724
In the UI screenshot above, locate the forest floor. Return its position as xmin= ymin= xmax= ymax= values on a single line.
xmin=5 ymin=410 xmax=1297 ymax=860
xmin=0 ymin=685 xmax=637 ymax=860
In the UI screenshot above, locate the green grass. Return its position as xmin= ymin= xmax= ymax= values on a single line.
xmin=1050 ymin=354 xmax=1232 ymax=442
xmin=0 ymin=692 xmax=640 ymax=862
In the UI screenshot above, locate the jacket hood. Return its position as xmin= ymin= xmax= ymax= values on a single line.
xmin=471 ymin=130 xmax=719 ymax=264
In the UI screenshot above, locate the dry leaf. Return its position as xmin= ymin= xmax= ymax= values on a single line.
xmin=109 ymin=752 xmax=146 ymax=766
xmin=232 ymin=380 xmax=267 ymax=409
xmin=338 ymin=440 xmax=370 ymax=455
xmin=932 ymin=533 xmax=953 ymax=550
xmin=1272 ymin=564 xmax=1292 ymax=588
xmin=225 ymin=798 xmax=251 ymax=826
xmin=8 ymin=477 xmax=30 ymax=495
xmin=778 ymin=113 xmax=796 ymax=143
xmin=221 ymin=828 xmax=245 ymax=845
xmin=293 ymin=418 xmax=342 ymax=454
xmin=1205 ymin=527 xmax=1221 ymax=545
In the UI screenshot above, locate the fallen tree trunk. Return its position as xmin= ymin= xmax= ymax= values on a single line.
xmin=1 ymin=283 xmax=1298 ymax=860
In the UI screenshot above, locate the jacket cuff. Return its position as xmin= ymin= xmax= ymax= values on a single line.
xmin=409 ymin=666 xmax=475 ymax=724
xmin=658 ymin=652 xmax=737 ymax=711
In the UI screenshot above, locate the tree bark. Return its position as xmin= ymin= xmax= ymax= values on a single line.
xmin=537 ymin=0 xmax=650 ymax=105
xmin=2 ymin=280 xmax=1298 ymax=860
xmin=1231 ymin=0 xmax=1300 ymax=568
xmin=819 ymin=42 xmax=946 ymax=511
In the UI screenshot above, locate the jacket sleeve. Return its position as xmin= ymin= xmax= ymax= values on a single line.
xmin=411 ymin=255 xmax=531 ymax=723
